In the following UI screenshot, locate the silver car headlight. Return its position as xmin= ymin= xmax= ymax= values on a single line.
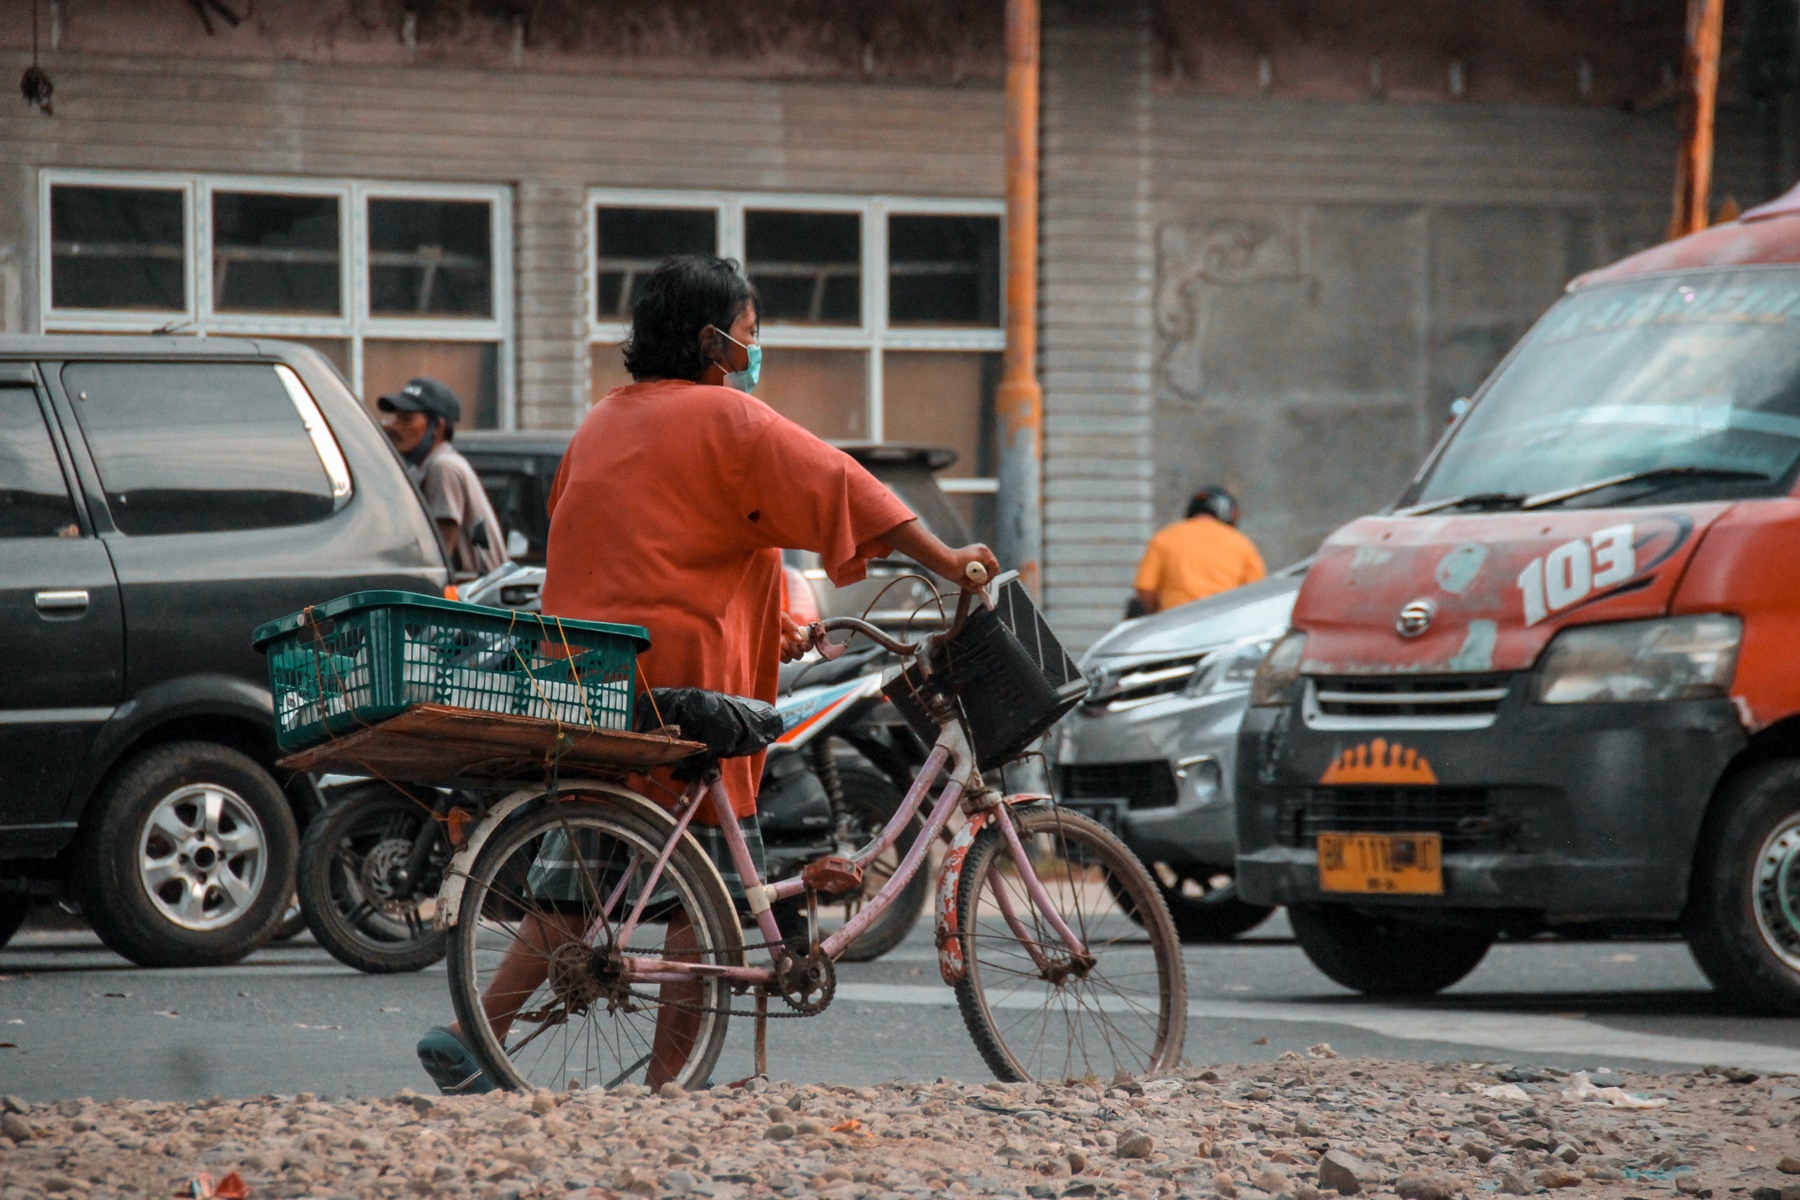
xmin=1188 ymin=635 xmax=1280 ymax=697
xmin=1249 ymin=632 xmax=1307 ymax=708
xmin=1535 ymin=615 xmax=1741 ymax=704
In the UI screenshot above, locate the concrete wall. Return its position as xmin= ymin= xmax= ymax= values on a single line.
xmin=1147 ymin=96 xmax=1777 ymax=571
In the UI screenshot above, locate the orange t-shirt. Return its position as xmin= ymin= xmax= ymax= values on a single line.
xmin=1133 ymin=516 xmax=1266 ymax=611
xmin=540 ymin=381 xmax=915 ymax=821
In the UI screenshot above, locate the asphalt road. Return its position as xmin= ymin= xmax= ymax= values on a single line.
xmin=5 ymin=910 xmax=1799 ymax=1101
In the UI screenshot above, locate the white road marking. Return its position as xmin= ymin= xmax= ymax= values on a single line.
xmin=831 ymin=982 xmax=1800 ymax=1074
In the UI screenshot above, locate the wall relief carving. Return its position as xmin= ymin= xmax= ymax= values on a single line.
xmin=1155 ymin=219 xmax=1302 ymax=403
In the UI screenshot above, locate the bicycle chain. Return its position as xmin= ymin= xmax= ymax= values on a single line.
xmin=597 ymin=940 xmax=837 ymax=1020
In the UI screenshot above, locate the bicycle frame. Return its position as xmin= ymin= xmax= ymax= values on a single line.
xmin=604 ymin=720 xmax=1090 ymax=989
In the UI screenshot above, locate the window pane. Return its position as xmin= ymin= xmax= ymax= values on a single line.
xmin=61 ymin=362 xmax=335 ymax=535
xmin=596 ymin=208 xmax=717 ymax=319
xmin=368 ymin=198 xmax=493 ymax=317
xmin=0 ymin=388 xmax=79 ymax=539
xmin=50 ymin=185 xmax=186 ymax=312
xmin=212 ymin=192 xmax=341 ymax=315
xmin=362 ymin=339 xmax=500 ymax=430
xmin=761 ymin=348 xmax=867 ymax=439
xmin=590 ymin=342 xmax=633 ymax=407
xmin=888 ymin=215 xmax=1001 ymax=326
xmin=745 ymin=211 xmax=860 ymax=325
xmin=883 ymin=351 xmax=1000 ymax=477
xmin=883 ymin=350 xmax=1000 ymax=543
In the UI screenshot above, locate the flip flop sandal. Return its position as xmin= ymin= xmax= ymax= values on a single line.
xmin=416 ymin=1027 xmax=497 ymax=1095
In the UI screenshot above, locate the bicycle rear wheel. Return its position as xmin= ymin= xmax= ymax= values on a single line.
xmin=954 ymin=806 xmax=1185 ymax=1082
xmin=446 ymin=798 xmax=739 ymax=1092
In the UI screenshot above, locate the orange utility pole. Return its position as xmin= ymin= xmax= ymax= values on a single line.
xmin=1670 ymin=0 xmax=1726 ymax=240
xmin=995 ymin=0 xmax=1043 ymax=595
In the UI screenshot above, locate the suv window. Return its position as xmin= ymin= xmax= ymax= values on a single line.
xmin=0 ymin=386 xmax=80 ymax=539
xmin=62 ymin=361 xmax=336 ymax=535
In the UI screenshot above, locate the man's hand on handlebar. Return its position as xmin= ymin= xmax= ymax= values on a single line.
xmin=882 ymin=518 xmax=1000 ymax=593
xmin=779 ymin=612 xmax=813 ymax=663
xmin=946 ymin=546 xmax=999 ymax=591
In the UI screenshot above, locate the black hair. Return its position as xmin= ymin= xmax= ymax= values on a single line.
xmin=621 ymin=254 xmax=759 ymax=383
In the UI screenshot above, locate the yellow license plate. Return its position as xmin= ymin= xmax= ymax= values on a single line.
xmin=1317 ymin=832 xmax=1444 ymax=895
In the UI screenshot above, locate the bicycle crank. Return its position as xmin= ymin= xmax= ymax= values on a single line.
xmin=772 ymin=948 xmax=836 ymax=1015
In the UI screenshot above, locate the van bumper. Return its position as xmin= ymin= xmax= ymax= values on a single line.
xmin=1234 ymin=687 xmax=1745 ymax=923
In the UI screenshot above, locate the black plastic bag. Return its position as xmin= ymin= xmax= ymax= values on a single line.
xmin=635 ymin=687 xmax=784 ymax=780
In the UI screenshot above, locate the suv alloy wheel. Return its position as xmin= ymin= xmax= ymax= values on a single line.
xmin=75 ymin=742 xmax=297 ymax=968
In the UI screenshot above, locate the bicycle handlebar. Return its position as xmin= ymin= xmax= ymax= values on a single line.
xmin=813 ymin=616 xmax=921 ymax=657
xmin=809 ymin=561 xmax=995 ymax=660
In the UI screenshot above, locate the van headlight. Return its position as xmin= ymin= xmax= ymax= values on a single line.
xmin=1249 ymin=632 xmax=1307 ymax=707
xmin=1188 ymin=635 xmax=1280 ymax=697
xmin=1535 ymin=615 xmax=1741 ymax=704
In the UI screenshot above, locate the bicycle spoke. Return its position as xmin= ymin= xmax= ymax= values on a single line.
xmin=957 ymin=809 xmax=1182 ymax=1083
xmin=450 ymin=802 xmax=735 ymax=1093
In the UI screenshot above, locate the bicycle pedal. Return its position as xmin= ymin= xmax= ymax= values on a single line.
xmin=800 ymin=855 xmax=864 ymax=896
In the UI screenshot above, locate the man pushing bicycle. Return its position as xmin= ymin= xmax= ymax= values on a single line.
xmin=417 ymin=254 xmax=996 ymax=1093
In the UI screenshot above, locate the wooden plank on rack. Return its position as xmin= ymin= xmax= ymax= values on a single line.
xmin=278 ymin=705 xmax=704 ymax=786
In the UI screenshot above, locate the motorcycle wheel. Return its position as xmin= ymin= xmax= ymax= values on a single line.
xmin=297 ymin=782 xmax=448 ymax=974
xmin=824 ymin=762 xmax=931 ymax=963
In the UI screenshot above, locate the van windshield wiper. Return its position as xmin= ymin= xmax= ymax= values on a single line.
xmin=1396 ymin=491 xmax=1529 ymax=516
xmin=1519 ymin=466 xmax=1772 ymax=510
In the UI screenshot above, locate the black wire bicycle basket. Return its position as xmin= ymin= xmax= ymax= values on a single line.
xmin=886 ymin=573 xmax=1087 ymax=772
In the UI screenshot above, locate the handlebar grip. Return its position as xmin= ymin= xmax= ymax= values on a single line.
xmin=965 ymin=561 xmax=989 ymax=586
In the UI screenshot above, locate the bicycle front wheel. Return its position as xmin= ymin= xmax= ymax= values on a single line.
xmin=446 ymin=798 xmax=739 ymax=1092
xmin=954 ymin=806 xmax=1186 ymax=1082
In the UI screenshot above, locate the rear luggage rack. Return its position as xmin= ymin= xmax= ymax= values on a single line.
xmin=1304 ymin=674 xmax=1511 ymax=730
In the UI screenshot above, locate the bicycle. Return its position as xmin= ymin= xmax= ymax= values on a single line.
xmin=434 ymin=565 xmax=1187 ymax=1090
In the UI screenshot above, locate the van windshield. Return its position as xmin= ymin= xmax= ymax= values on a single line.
xmin=1415 ymin=268 xmax=1800 ymax=507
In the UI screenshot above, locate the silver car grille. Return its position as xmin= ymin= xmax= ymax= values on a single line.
xmin=1303 ymin=674 xmax=1511 ymax=730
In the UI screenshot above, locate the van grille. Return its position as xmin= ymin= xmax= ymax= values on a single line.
xmin=1308 ymin=674 xmax=1511 ymax=728
xmin=1278 ymin=786 xmax=1511 ymax=850
xmin=1056 ymin=761 xmax=1178 ymax=810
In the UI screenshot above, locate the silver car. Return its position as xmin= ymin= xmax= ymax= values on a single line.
xmin=1049 ymin=569 xmax=1302 ymax=941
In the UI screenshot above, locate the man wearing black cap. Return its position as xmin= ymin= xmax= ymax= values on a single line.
xmin=377 ymin=377 xmax=506 ymax=577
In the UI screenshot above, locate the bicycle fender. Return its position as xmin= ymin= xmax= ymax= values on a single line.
xmin=434 ymin=788 xmax=539 ymax=931
xmin=934 ymin=811 xmax=992 ymax=986
xmin=432 ymin=779 xmax=741 ymax=961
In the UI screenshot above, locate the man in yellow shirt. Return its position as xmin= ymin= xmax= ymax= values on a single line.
xmin=1132 ymin=486 xmax=1266 ymax=615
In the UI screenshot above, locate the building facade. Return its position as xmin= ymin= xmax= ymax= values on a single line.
xmin=2 ymin=0 xmax=1790 ymax=647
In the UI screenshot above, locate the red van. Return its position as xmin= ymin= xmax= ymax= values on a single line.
xmin=1235 ymin=182 xmax=1800 ymax=1011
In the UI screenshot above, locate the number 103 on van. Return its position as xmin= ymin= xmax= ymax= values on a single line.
xmin=1516 ymin=523 xmax=1635 ymax=625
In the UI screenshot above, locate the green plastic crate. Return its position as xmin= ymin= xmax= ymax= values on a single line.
xmin=252 ymin=591 xmax=651 ymax=753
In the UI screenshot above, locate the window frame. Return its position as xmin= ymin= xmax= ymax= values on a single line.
xmin=39 ymin=170 xmax=516 ymax=428
xmin=586 ymin=188 xmax=1003 ymax=499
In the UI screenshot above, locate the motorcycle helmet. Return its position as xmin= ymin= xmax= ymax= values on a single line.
xmin=1185 ymin=484 xmax=1240 ymax=526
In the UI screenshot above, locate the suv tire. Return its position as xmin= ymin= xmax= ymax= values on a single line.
xmin=0 ymin=895 xmax=29 ymax=949
xmin=1289 ymin=903 xmax=1493 ymax=996
xmin=1686 ymin=760 xmax=1800 ymax=1014
xmin=75 ymin=742 xmax=297 ymax=968
xmin=1108 ymin=863 xmax=1274 ymax=942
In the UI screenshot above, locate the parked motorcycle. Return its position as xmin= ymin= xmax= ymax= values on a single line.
xmin=297 ymin=643 xmax=930 ymax=973
xmin=760 ymin=645 xmax=933 ymax=962
xmin=296 ymin=777 xmax=456 ymax=973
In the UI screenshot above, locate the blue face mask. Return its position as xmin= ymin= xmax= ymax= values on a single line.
xmin=716 ymin=329 xmax=762 ymax=394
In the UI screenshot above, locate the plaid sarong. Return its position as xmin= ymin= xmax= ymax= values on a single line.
xmin=525 ymin=815 xmax=766 ymax=918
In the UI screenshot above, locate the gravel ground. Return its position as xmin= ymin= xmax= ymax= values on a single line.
xmin=3 ymin=1056 xmax=1799 ymax=1200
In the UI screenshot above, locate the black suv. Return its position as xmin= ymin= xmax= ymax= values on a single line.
xmin=0 ymin=337 xmax=449 ymax=965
